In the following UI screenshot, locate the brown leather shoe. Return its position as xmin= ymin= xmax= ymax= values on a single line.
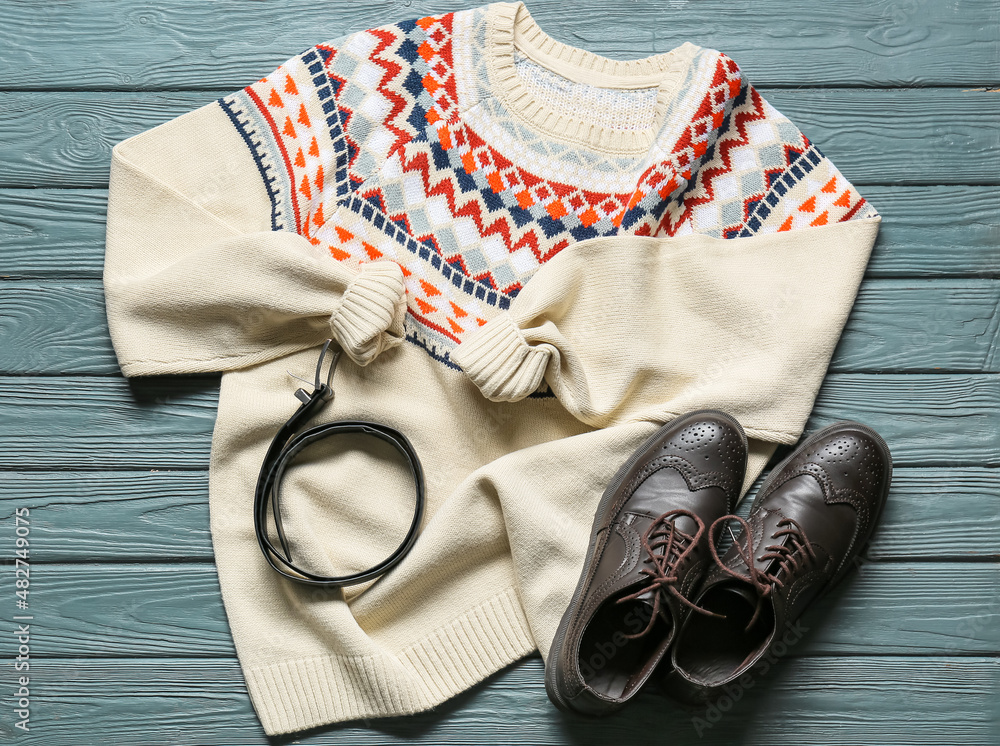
xmin=545 ymin=411 xmax=748 ymax=715
xmin=666 ymin=421 xmax=892 ymax=704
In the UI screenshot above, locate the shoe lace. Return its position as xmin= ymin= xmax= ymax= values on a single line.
xmin=708 ymin=514 xmax=818 ymax=631
xmin=616 ymin=509 xmax=722 ymax=639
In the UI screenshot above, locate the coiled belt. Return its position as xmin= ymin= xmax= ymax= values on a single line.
xmin=253 ymin=339 xmax=425 ymax=587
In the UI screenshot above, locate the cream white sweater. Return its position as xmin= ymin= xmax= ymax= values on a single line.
xmin=103 ymin=1 xmax=880 ymax=734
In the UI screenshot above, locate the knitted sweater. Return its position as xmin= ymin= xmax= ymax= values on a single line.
xmin=103 ymin=1 xmax=880 ymax=735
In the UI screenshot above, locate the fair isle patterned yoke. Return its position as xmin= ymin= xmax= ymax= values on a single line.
xmin=216 ymin=3 xmax=878 ymax=368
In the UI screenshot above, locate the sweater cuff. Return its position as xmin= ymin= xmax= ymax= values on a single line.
xmin=330 ymin=261 xmax=407 ymax=366
xmin=451 ymin=313 xmax=550 ymax=402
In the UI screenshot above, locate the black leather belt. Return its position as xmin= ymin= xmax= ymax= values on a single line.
xmin=253 ymin=339 xmax=425 ymax=587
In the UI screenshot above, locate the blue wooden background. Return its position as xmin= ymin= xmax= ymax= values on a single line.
xmin=1 ymin=1 xmax=998 ymax=743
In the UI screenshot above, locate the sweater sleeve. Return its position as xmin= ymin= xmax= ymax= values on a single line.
xmin=452 ymin=82 xmax=881 ymax=450
xmin=103 ymin=46 xmax=406 ymax=377
xmin=452 ymin=215 xmax=879 ymax=441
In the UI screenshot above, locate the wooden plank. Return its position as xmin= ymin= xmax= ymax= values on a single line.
xmin=0 ymin=471 xmax=211 ymax=562
xmin=806 ymin=374 xmax=1000 ymax=467
xmin=0 ymin=562 xmax=995 ymax=658
xmin=0 ymin=375 xmax=220 ymax=469
xmin=861 ymin=185 xmax=1000 ymax=278
xmin=2 ymin=467 xmax=993 ymax=563
xmin=2 ymin=279 xmax=996 ymax=375
xmin=0 ymin=92 xmax=224 ymax=189
xmin=808 ymin=467 xmax=1000 ymax=561
xmin=2 ymin=89 xmax=997 ymax=188
xmin=0 ymin=282 xmax=118 ymax=374
xmin=762 ymin=87 xmax=1000 ymax=187
xmin=0 ymin=657 xmax=995 ymax=744
xmin=2 ymin=0 xmax=998 ymax=89
xmin=0 ymin=374 xmax=996 ymax=469
xmin=0 ymin=189 xmax=109 ymax=279
xmin=833 ymin=279 xmax=1000 ymax=372
xmin=3 ymin=186 xmax=998 ymax=280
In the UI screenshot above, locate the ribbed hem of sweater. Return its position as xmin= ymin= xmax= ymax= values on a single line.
xmin=329 ymin=260 xmax=406 ymax=366
xmin=451 ymin=313 xmax=549 ymax=402
xmin=242 ymin=586 xmax=534 ymax=735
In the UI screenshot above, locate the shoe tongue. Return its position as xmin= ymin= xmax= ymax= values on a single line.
xmin=626 ymin=586 xmax=658 ymax=611
xmin=669 ymin=514 xmax=699 ymax=536
xmin=718 ymin=582 xmax=761 ymax=613
xmin=619 ymin=513 xmax=697 ymax=615
xmin=620 ymin=587 xmax=665 ymax=636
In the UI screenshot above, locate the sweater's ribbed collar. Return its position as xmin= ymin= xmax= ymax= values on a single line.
xmin=485 ymin=2 xmax=701 ymax=154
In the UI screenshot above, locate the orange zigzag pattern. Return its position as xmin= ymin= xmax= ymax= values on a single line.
xmin=366 ymin=28 xmax=415 ymax=162
xmin=392 ymin=143 xmax=571 ymax=268
xmin=658 ymin=83 xmax=770 ymax=236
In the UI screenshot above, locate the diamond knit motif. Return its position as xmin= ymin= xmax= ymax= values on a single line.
xmin=218 ymin=3 xmax=878 ymax=367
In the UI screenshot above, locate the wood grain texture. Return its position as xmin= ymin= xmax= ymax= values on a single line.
xmin=1 ymin=0 xmax=998 ymax=89
xmin=832 ymin=279 xmax=1000 ymax=372
xmin=0 ymin=189 xmax=110 ymax=279
xmin=0 ymin=282 xmax=118 ymax=374
xmin=2 ymin=279 xmax=996 ymax=374
xmin=3 ymin=186 xmax=997 ymax=280
xmin=819 ymin=467 xmax=1000 ymax=560
xmin=863 ymin=185 xmax=1000 ymax=278
xmin=1 ymin=1 xmax=997 ymax=742
xmin=2 ymin=89 xmax=998 ymax=188
xmin=0 ymin=471 xmax=211 ymax=561
xmin=0 ymin=375 xmax=220 ymax=469
xmin=761 ymin=87 xmax=1000 ymax=186
xmin=805 ymin=374 xmax=999 ymax=467
xmin=0 ymin=657 xmax=996 ymax=745
xmin=0 ymin=374 xmax=995 ymax=469
xmin=1 ymin=468 xmax=994 ymax=562
xmin=0 ymin=563 xmax=995 ymax=658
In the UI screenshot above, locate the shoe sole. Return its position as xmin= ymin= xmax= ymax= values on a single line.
xmin=544 ymin=409 xmax=748 ymax=714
